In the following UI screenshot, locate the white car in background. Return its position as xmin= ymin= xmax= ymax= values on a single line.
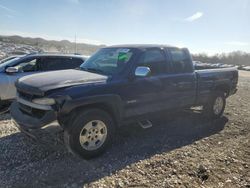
xmin=0 ymin=53 xmax=87 ymax=108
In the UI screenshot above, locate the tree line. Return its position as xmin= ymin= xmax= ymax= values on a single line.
xmin=192 ymin=51 xmax=250 ymax=66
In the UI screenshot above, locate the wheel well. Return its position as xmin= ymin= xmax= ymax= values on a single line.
xmin=214 ymin=84 xmax=230 ymax=97
xmin=61 ymin=103 xmax=120 ymax=129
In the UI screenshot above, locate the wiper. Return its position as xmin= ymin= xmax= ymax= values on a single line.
xmin=81 ymin=67 xmax=106 ymax=75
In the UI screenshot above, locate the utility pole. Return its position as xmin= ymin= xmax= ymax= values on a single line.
xmin=74 ymin=34 xmax=77 ymax=54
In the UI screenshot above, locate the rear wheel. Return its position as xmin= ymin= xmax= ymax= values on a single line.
xmin=64 ymin=108 xmax=114 ymax=159
xmin=203 ymin=92 xmax=226 ymax=119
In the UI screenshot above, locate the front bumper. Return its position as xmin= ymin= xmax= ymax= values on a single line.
xmin=232 ymin=88 xmax=237 ymax=95
xmin=229 ymin=87 xmax=237 ymax=96
xmin=10 ymin=101 xmax=56 ymax=129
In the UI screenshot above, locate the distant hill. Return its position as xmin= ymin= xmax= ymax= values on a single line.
xmin=0 ymin=35 xmax=105 ymax=55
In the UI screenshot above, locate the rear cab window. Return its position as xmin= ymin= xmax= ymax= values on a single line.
xmin=169 ymin=48 xmax=193 ymax=73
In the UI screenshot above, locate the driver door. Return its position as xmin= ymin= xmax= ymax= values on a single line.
xmin=122 ymin=48 xmax=169 ymax=118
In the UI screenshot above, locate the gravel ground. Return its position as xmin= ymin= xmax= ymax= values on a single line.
xmin=0 ymin=71 xmax=249 ymax=188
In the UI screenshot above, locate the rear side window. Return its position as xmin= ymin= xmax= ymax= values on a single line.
xmin=169 ymin=48 xmax=193 ymax=73
xmin=41 ymin=57 xmax=83 ymax=71
xmin=138 ymin=49 xmax=167 ymax=76
xmin=70 ymin=58 xmax=84 ymax=68
xmin=41 ymin=57 xmax=62 ymax=71
xmin=61 ymin=57 xmax=84 ymax=68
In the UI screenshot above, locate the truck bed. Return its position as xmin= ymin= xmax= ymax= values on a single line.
xmin=195 ymin=67 xmax=238 ymax=104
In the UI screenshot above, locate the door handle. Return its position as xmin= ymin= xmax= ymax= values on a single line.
xmin=170 ymin=82 xmax=188 ymax=89
xmin=177 ymin=82 xmax=191 ymax=89
xmin=177 ymin=83 xmax=185 ymax=88
xmin=170 ymin=83 xmax=177 ymax=87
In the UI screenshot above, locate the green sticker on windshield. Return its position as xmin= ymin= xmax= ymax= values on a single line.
xmin=118 ymin=53 xmax=129 ymax=61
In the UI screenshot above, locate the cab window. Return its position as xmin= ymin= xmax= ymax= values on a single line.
xmin=169 ymin=48 xmax=193 ymax=73
xmin=138 ymin=49 xmax=167 ymax=76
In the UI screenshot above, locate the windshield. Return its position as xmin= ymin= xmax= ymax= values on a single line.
xmin=0 ymin=56 xmax=17 ymax=64
xmin=0 ymin=57 xmax=22 ymax=69
xmin=80 ymin=48 xmax=134 ymax=75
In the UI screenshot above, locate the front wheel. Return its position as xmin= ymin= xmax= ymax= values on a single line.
xmin=64 ymin=108 xmax=114 ymax=159
xmin=203 ymin=92 xmax=226 ymax=119
xmin=0 ymin=100 xmax=10 ymax=112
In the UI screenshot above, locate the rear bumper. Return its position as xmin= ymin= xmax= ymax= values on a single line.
xmin=10 ymin=101 xmax=56 ymax=129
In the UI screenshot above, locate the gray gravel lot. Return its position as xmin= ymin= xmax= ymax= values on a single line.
xmin=0 ymin=71 xmax=249 ymax=188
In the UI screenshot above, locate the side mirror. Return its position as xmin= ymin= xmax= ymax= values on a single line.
xmin=135 ymin=66 xmax=151 ymax=77
xmin=5 ymin=67 xmax=19 ymax=74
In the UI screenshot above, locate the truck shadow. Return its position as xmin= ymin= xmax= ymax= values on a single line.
xmin=0 ymin=110 xmax=228 ymax=187
xmin=0 ymin=111 xmax=11 ymax=121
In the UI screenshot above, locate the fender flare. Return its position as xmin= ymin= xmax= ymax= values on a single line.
xmin=59 ymin=94 xmax=124 ymax=124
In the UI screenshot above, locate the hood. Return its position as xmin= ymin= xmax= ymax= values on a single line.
xmin=16 ymin=69 xmax=108 ymax=95
xmin=0 ymin=64 xmax=7 ymax=72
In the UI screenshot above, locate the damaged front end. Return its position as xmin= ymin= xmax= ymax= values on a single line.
xmin=10 ymin=89 xmax=57 ymax=130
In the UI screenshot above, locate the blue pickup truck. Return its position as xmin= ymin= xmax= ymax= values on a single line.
xmin=10 ymin=45 xmax=238 ymax=159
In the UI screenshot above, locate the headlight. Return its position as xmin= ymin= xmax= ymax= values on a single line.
xmin=32 ymin=98 xmax=55 ymax=105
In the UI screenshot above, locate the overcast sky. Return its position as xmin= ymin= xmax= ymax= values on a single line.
xmin=0 ymin=0 xmax=249 ymax=54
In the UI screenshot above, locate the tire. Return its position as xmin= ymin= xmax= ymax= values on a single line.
xmin=0 ymin=100 xmax=11 ymax=111
xmin=0 ymin=99 xmax=4 ymax=110
xmin=203 ymin=92 xmax=226 ymax=119
xmin=64 ymin=108 xmax=115 ymax=159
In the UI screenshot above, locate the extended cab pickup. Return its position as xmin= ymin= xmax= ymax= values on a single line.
xmin=10 ymin=45 xmax=238 ymax=159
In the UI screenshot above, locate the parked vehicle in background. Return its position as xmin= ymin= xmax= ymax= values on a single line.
xmin=10 ymin=45 xmax=238 ymax=159
xmin=194 ymin=61 xmax=235 ymax=70
xmin=241 ymin=66 xmax=250 ymax=71
xmin=0 ymin=53 xmax=87 ymax=108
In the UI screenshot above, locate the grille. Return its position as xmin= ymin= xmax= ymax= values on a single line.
xmin=17 ymin=89 xmax=46 ymax=119
xmin=19 ymin=103 xmax=32 ymax=114
xmin=18 ymin=103 xmax=46 ymax=119
xmin=18 ymin=90 xmax=34 ymax=101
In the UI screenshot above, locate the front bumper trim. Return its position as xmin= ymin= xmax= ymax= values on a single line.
xmin=10 ymin=101 xmax=56 ymax=129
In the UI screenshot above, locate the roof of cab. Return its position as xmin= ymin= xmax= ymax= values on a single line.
xmin=106 ymin=44 xmax=177 ymax=49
